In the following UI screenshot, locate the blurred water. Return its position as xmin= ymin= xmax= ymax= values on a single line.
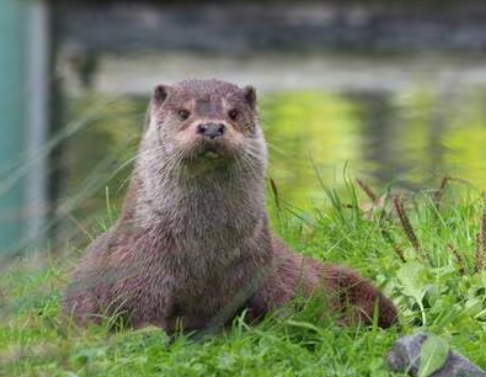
xmin=63 ymin=53 xmax=486 ymax=220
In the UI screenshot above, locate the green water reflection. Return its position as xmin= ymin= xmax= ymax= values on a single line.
xmin=67 ymin=88 xmax=486 ymax=226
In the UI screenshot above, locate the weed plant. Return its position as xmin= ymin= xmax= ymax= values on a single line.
xmin=1 ymin=177 xmax=486 ymax=376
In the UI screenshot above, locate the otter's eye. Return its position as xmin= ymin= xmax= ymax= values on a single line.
xmin=177 ymin=109 xmax=191 ymax=121
xmin=228 ymin=109 xmax=239 ymax=121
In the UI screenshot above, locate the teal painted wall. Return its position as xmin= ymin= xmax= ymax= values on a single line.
xmin=0 ymin=0 xmax=28 ymax=255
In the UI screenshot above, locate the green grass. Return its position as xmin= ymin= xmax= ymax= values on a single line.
xmin=1 ymin=179 xmax=486 ymax=376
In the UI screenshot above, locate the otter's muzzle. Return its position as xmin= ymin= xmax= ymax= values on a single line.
xmin=196 ymin=122 xmax=225 ymax=139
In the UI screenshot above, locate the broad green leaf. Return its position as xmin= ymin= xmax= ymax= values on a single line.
xmin=419 ymin=334 xmax=450 ymax=377
xmin=397 ymin=261 xmax=428 ymax=303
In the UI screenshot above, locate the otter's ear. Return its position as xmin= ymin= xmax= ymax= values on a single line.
xmin=153 ymin=84 xmax=170 ymax=107
xmin=243 ymin=85 xmax=257 ymax=110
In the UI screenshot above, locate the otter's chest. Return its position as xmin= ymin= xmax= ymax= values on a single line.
xmin=132 ymin=237 xmax=242 ymax=307
xmin=119 ymin=220 xmax=268 ymax=323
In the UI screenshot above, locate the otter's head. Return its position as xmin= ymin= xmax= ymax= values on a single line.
xmin=142 ymin=79 xmax=267 ymax=180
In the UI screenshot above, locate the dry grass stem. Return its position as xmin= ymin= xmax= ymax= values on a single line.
xmin=479 ymin=206 xmax=486 ymax=273
xmin=433 ymin=176 xmax=449 ymax=208
xmin=447 ymin=244 xmax=465 ymax=276
xmin=474 ymin=233 xmax=482 ymax=273
xmin=380 ymin=228 xmax=406 ymax=263
xmin=269 ymin=177 xmax=280 ymax=212
xmin=392 ymin=244 xmax=407 ymax=263
xmin=447 ymin=177 xmax=472 ymax=186
xmin=474 ymin=192 xmax=486 ymax=273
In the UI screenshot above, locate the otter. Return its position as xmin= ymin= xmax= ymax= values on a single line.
xmin=63 ymin=79 xmax=398 ymax=332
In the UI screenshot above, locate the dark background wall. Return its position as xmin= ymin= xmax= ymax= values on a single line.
xmin=59 ymin=1 xmax=486 ymax=54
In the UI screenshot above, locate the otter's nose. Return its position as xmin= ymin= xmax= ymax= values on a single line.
xmin=196 ymin=123 xmax=225 ymax=139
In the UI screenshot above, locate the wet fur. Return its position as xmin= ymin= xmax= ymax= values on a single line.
xmin=63 ymin=79 xmax=398 ymax=332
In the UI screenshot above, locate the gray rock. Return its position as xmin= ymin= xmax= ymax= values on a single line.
xmin=386 ymin=333 xmax=485 ymax=377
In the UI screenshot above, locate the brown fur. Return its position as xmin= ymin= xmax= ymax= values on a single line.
xmin=63 ymin=79 xmax=398 ymax=332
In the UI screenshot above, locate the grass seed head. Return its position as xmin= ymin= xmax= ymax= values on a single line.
xmin=356 ymin=178 xmax=378 ymax=203
xmin=393 ymin=195 xmax=428 ymax=262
